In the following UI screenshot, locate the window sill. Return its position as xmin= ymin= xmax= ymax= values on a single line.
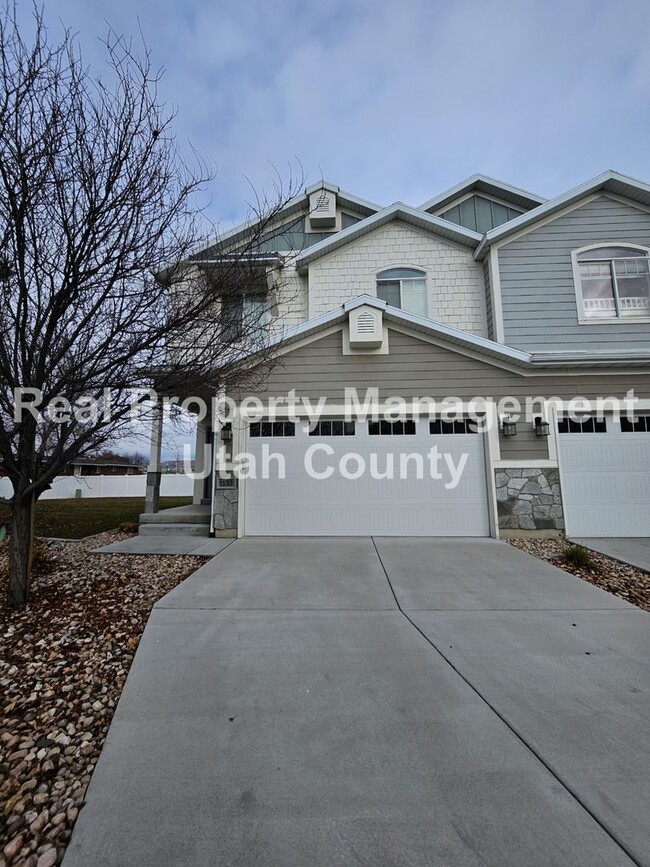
xmin=577 ymin=317 xmax=650 ymax=325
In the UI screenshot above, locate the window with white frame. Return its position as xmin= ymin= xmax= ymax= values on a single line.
xmin=574 ymin=246 xmax=650 ymax=321
xmin=376 ymin=268 xmax=427 ymax=317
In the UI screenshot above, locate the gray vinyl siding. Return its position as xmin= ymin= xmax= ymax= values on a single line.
xmin=483 ymin=259 xmax=493 ymax=340
xmin=498 ymin=196 xmax=650 ymax=352
xmin=254 ymin=330 xmax=650 ymax=404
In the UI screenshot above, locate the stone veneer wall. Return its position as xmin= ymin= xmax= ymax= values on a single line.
xmin=496 ymin=468 xmax=564 ymax=531
xmin=213 ymin=487 xmax=238 ymax=531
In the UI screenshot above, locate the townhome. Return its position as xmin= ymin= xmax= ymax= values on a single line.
xmin=148 ymin=171 xmax=650 ymax=540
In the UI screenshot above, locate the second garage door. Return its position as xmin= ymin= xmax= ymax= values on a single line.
xmin=558 ymin=413 xmax=650 ymax=537
xmin=243 ymin=417 xmax=489 ymax=536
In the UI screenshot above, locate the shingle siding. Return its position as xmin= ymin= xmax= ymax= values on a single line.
xmin=308 ymin=221 xmax=487 ymax=335
xmin=498 ymin=195 xmax=650 ymax=352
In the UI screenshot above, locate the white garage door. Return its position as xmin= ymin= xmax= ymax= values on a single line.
xmin=558 ymin=414 xmax=650 ymax=537
xmin=244 ymin=417 xmax=489 ymax=536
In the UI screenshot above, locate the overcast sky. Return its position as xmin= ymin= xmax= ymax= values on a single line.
xmin=30 ymin=0 xmax=650 ymax=227
xmin=21 ymin=0 xmax=650 ymax=458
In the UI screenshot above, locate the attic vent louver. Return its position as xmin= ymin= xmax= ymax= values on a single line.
xmin=356 ymin=311 xmax=375 ymax=333
xmin=349 ymin=305 xmax=383 ymax=349
xmin=309 ymin=188 xmax=337 ymax=228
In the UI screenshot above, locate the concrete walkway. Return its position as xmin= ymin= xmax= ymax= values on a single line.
xmin=92 ymin=536 xmax=233 ymax=556
xmin=63 ymin=538 xmax=650 ymax=867
xmin=572 ymin=536 xmax=650 ymax=573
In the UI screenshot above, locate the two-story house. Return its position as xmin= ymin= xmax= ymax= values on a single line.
xmin=150 ymin=171 xmax=650 ymax=540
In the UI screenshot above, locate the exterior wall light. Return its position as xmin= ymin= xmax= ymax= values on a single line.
xmin=221 ymin=423 xmax=233 ymax=442
xmin=501 ymin=414 xmax=517 ymax=437
xmin=534 ymin=416 xmax=550 ymax=437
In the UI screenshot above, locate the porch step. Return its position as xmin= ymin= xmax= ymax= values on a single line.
xmin=139 ymin=523 xmax=210 ymax=537
xmin=139 ymin=507 xmax=210 ymax=525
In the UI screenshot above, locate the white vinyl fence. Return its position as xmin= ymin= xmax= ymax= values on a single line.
xmin=0 ymin=473 xmax=194 ymax=500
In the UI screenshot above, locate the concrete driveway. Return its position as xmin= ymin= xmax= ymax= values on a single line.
xmin=572 ymin=536 xmax=650 ymax=572
xmin=63 ymin=538 xmax=650 ymax=867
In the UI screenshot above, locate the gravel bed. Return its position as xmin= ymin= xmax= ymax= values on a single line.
xmin=0 ymin=533 xmax=203 ymax=866
xmin=509 ymin=537 xmax=650 ymax=612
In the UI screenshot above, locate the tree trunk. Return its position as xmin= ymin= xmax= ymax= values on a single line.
xmin=7 ymin=495 xmax=35 ymax=608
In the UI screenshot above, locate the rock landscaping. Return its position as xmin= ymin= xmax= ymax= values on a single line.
xmin=0 ymin=532 xmax=203 ymax=866
xmin=509 ymin=537 xmax=650 ymax=612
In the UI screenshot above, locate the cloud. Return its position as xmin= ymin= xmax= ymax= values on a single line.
xmin=26 ymin=0 xmax=650 ymax=220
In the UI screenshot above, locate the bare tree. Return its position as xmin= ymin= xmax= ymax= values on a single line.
xmin=0 ymin=6 xmax=304 ymax=607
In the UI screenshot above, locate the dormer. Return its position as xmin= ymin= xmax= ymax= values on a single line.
xmin=419 ymin=174 xmax=546 ymax=233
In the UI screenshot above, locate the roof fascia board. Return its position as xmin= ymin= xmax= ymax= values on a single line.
xmin=419 ymin=173 xmax=547 ymax=213
xmin=186 ymin=185 xmax=382 ymax=263
xmin=477 ymin=193 xmax=603 ymax=259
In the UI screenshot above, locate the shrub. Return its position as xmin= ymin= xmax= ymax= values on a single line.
xmin=31 ymin=540 xmax=55 ymax=573
xmin=561 ymin=544 xmax=595 ymax=571
xmin=118 ymin=521 xmax=140 ymax=535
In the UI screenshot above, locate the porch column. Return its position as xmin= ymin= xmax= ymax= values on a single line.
xmin=144 ymin=399 xmax=163 ymax=514
xmin=193 ymin=421 xmax=207 ymax=504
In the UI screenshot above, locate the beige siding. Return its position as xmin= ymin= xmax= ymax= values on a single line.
xmin=499 ymin=429 xmax=549 ymax=461
xmin=257 ymin=329 xmax=650 ymax=403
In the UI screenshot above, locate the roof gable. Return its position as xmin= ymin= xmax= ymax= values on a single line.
xmin=295 ymin=204 xmax=482 ymax=273
xmin=475 ymin=170 xmax=650 ymax=259
xmin=187 ymin=182 xmax=383 ymax=262
xmin=419 ymin=174 xmax=546 ymax=214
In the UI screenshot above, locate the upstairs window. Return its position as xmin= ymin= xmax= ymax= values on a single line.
xmin=376 ymin=268 xmax=427 ymax=316
xmin=574 ymin=246 xmax=650 ymax=321
xmin=221 ymin=292 xmax=269 ymax=341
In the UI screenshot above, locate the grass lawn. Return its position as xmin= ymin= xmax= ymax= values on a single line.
xmin=0 ymin=496 xmax=192 ymax=539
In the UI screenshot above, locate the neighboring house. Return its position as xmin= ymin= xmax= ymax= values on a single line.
xmin=64 ymin=457 xmax=145 ymax=476
xmin=154 ymin=171 xmax=650 ymax=540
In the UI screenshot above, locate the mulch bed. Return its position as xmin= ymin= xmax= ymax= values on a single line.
xmin=0 ymin=533 xmax=203 ymax=867
xmin=509 ymin=537 xmax=650 ymax=613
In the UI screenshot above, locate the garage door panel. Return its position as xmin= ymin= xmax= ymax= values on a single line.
xmin=559 ymin=418 xmax=650 ymax=537
xmin=245 ymin=420 xmax=489 ymax=537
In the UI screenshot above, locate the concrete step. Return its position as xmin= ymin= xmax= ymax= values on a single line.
xmin=139 ymin=509 xmax=210 ymax=525
xmin=139 ymin=523 xmax=210 ymax=537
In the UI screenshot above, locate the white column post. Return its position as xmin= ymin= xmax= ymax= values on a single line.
xmin=144 ymin=398 xmax=164 ymax=514
xmin=193 ymin=421 xmax=207 ymax=504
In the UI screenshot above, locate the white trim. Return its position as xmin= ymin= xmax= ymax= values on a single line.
xmin=235 ymin=418 xmax=247 ymax=538
xmin=484 ymin=401 xmax=501 ymax=539
xmin=494 ymin=460 xmax=559 ymax=469
xmin=546 ymin=402 xmax=559 ymax=464
xmin=570 ymin=242 xmax=650 ymax=326
xmin=419 ymin=173 xmax=546 ymax=214
xmin=488 ymin=247 xmax=505 ymax=343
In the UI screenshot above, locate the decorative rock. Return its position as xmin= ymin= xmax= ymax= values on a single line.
xmin=4 ymin=835 xmax=25 ymax=862
xmin=518 ymin=515 xmax=537 ymax=530
xmin=36 ymin=847 xmax=58 ymax=867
